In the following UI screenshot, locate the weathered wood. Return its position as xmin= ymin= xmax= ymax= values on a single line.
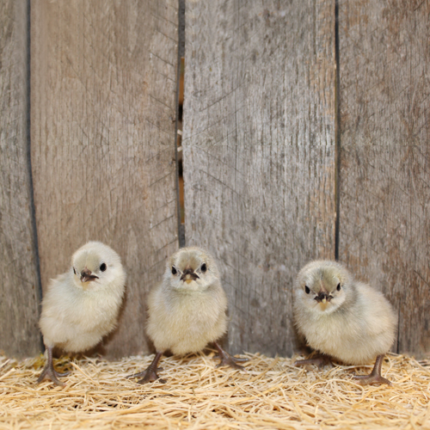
xmin=31 ymin=0 xmax=179 ymax=357
xmin=183 ymin=0 xmax=336 ymax=356
xmin=0 ymin=0 xmax=41 ymax=357
xmin=339 ymin=0 xmax=430 ymax=355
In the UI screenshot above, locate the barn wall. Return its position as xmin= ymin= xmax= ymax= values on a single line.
xmin=182 ymin=0 xmax=429 ymax=356
xmin=0 ymin=0 xmax=41 ymax=357
xmin=0 ymin=0 xmax=428 ymax=359
xmin=338 ymin=0 xmax=430 ymax=355
xmin=30 ymin=0 xmax=179 ymax=357
xmin=182 ymin=0 xmax=337 ymax=356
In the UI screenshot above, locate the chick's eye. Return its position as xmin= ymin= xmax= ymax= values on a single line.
xmin=100 ymin=263 xmax=107 ymax=272
xmin=337 ymin=283 xmax=341 ymax=291
xmin=201 ymin=263 xmax=207 ymax=273
xmin=73 ymin=267 xmax=76 ymax=275
xmin=305 ymin=286 xmax=310 ymax=294
xmin=171 ymin=267 xmax=177 ymax=275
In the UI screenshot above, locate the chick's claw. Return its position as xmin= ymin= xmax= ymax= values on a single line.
xmin=127 ymin=368 xmax=165 ymax=384
xmin=128 ymin=351 xmax=165 ymax=384
xmin=353 ymin=374 xmax=392 ymax=386
xmin=353 ymin=354 xmax=392 ymax=386
xmin=294 ymin=354 xmax=332 ymax=369
xmin=37 ymin=364 xmax=68 ymax=387
xmin=37 ymin=346 xmax=70 ymax=387
xmin=216 ymin=355 xmax=247 ymax=370
xmin=214 ymin=342 xmax=248 ymax=370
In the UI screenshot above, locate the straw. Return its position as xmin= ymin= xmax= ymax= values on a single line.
xmin=0 ymin=351 xmax=429 ymax=429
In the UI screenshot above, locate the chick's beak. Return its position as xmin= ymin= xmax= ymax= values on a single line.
xmin=315 ymin=292 xmax=332 ymax=303
xmin=314 ymin=291 xmax=333 ymax=311
xmin=180 ymin=268 xmax=199 ymax=284
xmin=80 ymin=268 xmax=99 ymax=283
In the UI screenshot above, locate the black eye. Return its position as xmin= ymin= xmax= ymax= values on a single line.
xmin=201 ymin=263 xmax=207 ymax=273
xmin=305 ymin=286 xmax=310 ymax=294
xmin=73 ymin=267 xmax=76 ymax=275
xmin=100 ymin=263 xmax=107 ymax=272
xmin=171 ymin=267 xmax=177 ymax=275
xmin=337 ymin=283 xmax=341 ymax=291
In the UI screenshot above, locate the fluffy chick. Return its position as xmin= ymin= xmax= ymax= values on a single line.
xmin=293 ymin=260 xmax=396 ymax=385
xmin=128 ymin=246 xmax=247 ymax=384
xmin=38 ymin=241 xmax=126 ymax=386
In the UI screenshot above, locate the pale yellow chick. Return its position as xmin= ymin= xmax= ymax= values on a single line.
xmin=128 ymin=246 xmax=246 ymax=384
xmin=38 ymin=241 xmax=126 ymax=386
xmin=293 ymin=260 xmax=396 ymax=385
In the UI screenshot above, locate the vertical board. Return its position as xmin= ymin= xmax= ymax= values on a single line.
xmin=183 ymin=0 xmax=336 ymax=356
xmin=31 ymin=1 xmax=179 ymax=357
xmin=0 ymin=0 xmax=41 ymax=357
xmin=339 ymin=0 xmax=430 ymax=354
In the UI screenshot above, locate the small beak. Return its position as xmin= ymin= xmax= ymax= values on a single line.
xmin=80 ymin=269 xmax=99 ymax=283
xmin=314 ymin=292 xmax=332 ymax=304
xmin=180 ymin=268 xmax=199 ymax=284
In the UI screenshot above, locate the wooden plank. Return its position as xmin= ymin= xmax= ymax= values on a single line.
xmin=0 ymin=0 xmax=41 ymax=357
xmin=183 ymin=0 xmax=336 ymax=356
xmin=339 ymin=0 xmax=430 ymax=355
xmin=31 ymin=0 xmax=179 ymax=357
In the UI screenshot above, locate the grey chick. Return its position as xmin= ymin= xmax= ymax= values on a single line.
xmin=127 ymin=246 xmax=247 ymax=384
xmin=38 ymin=241 xmax=126 ymax=386
xmin=293 ymin=260 xmax=396 ymax=386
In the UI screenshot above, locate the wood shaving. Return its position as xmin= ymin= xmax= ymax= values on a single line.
xmin=0 ymin=352 xmax=429 ymax=429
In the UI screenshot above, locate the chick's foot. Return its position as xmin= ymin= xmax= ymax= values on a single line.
xmin=37 ymin=347 xmax=69 ymax=386
xmin=294 ymin=354 xmax=332 ymax=369
xmin=353 ymin=354 xmax=392 ymax=386
xmin=37 ymin=363 xmax=70 ymax=386
xmin=214 ymin=342 xmax=248 ymax=370
xmin=127 ymin=351 xmax=166 ymax=384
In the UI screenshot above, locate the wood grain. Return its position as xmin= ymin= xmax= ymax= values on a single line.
xmin=338 ymin=0 xmax=430 ymax=355
xmin=0 ymin=0 xmax=41 ymax=357
xmin=183 ymin=0 xmax=336 ymax=356
xmin=31 ymin=0 xmax=179 ymax=357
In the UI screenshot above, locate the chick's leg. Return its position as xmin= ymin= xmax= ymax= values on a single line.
xmin=37 ymin=346 xmax=70 ymax=386
xmin=353 ymin=354 xmax=392 ymax=386
xmin=127 ymin=351 xmax=165 ymax=384
xmin=294 ymin=353 xmax=332 ymax=369
xmin=213 ymin=342 xmax=248 ymax=370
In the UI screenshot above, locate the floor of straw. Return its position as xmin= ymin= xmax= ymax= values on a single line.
xmin=0 ymin=352 xmax=429 ymax=429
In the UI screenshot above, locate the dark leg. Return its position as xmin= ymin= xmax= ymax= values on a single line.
xmin=353 ymin=355 xmax=392 ymax=386
xmin=37 ymin=346 xmax=70 ymax=386
xmin=127 ymin=351 xmax=165 ymax=384
xmin=213 ymin=342 xmax=248 ymax=370
xmin=294 ymin=353 xmax=332 ymax=369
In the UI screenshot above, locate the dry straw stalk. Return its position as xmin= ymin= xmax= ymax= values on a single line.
xmin=1 ymin=352 xmax=429 ymax=429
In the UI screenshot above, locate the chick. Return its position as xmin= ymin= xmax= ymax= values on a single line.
xmin=293 ymin=260 xmax=396 ymax=385
xmin=127 ymin=246 xmax=247 ymax=384
xmin=38 ymin=241 xmax=126 ymax=386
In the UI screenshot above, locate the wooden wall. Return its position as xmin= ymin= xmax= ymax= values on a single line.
xmin=0 ymin=0 xmax=428 ymax=358
xmin=183 ymin=0 xmax=336 ymax=356
xmin=1 ymin=0 xmax=179 ymax=358
xmin=0 ymin=0 xmax=41 ymax=357
xmin=182 ymin=0 xmax=429 ymax=357
xmin=30 ymin=0 xmax=179 ymax=358
xmin=338 ymin=0 xmax=430 ymax=355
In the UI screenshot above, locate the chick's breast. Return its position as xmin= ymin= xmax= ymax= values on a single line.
xmin=39 ymin=273 xmax=122 ymax=353
xmin=147 ymin=283 xmax=228 ymax=355
xmin=298 ymin=283 xmax=396 ymax=365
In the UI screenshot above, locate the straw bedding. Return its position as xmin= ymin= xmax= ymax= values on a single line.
xmin=1 ymin=351 xmax=429 ymax=429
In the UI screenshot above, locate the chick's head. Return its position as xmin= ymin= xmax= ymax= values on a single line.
xmin=294 ymin=260 xmax=353 ymax=315
xmin=71 ymin=241 xmax=126 ymax=291
xmin=165 ymin=246 xmax=220 ymax=292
